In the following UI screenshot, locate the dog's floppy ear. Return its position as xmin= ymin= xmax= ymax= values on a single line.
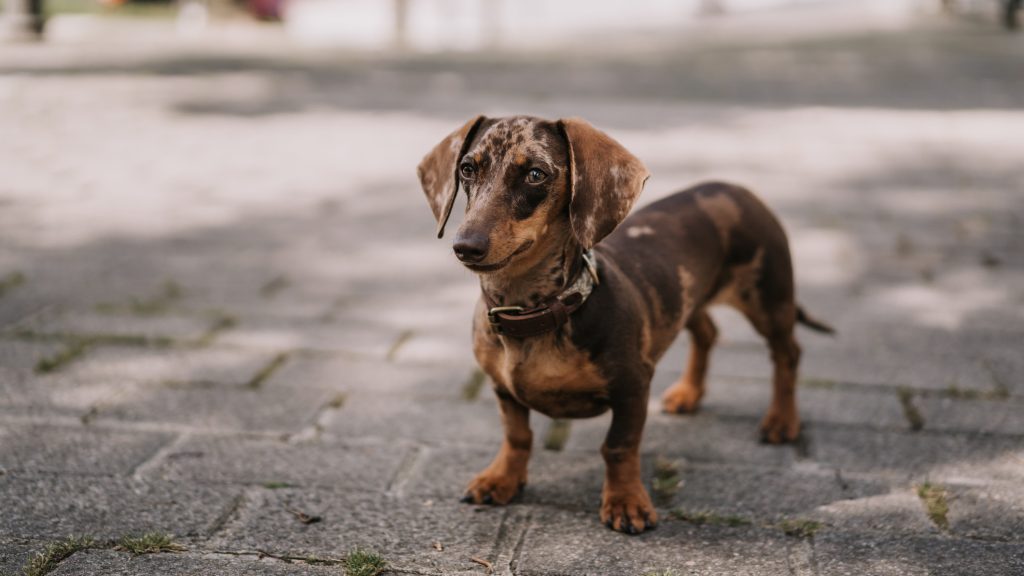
xmin=558 ymin=118 xmax=649 ymax=249
xmin=417 ymin=115 xmax=487 ymax=238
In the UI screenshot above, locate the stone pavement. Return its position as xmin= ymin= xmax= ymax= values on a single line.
xmin=2 ymin=9 xmax=1024 ymax=576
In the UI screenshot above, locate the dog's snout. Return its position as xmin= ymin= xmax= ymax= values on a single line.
xmin=453 ymin=232 xmax=490 ymax=264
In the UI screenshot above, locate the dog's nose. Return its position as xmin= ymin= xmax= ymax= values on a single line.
xmin=453 ymin=233 xmax=489 ymax=264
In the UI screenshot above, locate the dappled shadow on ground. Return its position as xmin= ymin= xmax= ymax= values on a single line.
xmin=3 ymin=21 xmax=1024 ymax=125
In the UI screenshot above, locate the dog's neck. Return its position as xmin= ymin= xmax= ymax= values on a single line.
xmin=479 ymin=228 xmax=583 ymax=310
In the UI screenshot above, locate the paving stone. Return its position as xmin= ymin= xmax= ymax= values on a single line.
xmin=568 ymin=410 xmax=797 ymax=468
xmin=807 ymin=488 xmax=937 ymax=535
xmin=317 ymin=393 xmax=507 ymax=447
xmin=53 ymin=347 xmax=275 ymax=387
xmin=90 ymin=380 xmax=333 ymax=434
xmin=0 ymin=475 xmax=240 ymax=541
xmin=813 ymin=532 xmax=1024 ymax=576
xmin=0 ymin=341 xmax=106 ymax=418
xmin=406 ymin=444 xmax=903 ymax=530
xmin=214 ymin=316 xmax=403 ymax=359
xmin=0 ymin=339 xmax=64 ymax=374
xmin=0 ymin=540 xmax=35 ymax=576
xmin=14 ymin=308 xmax=213 ymax=343
xmin=150 ymin=435 xmax=411 ymax=492
xmin=809 ymin=426 xmax=1024 ymax=481
xmin=947 ymin=483 xmax=1024 ymax=542
xmin=0 ymin=424 xmax=171 ymax=476
xmin=49 ymin=550 xmax=341 ymax=576
xmin=666 ymin=463 xmax=889 ymax=524
xmin=710 ymin=345 xmax=995 ymax=393
xmin=916 ymin=396 xmax=1024 ymax=436
xmin=213 ymin=489 xmax=506 ymax=573
xmin=516 ymin=507 xmax=793 ymax=576
xmin=267 ymin=355 xmax=476 ymax=398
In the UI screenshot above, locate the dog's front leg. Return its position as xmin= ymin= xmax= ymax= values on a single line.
xmin=601 ymin=391 xmax=657 ymax=534
xmin=461 ymin=390 xmax=532 ymax=505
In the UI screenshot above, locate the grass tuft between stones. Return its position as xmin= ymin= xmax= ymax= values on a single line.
xmin=96 ymin=280 xmax=183 ymax=316
xmin=669 ymin=508 xmax=751 ymax=527
xmin=461 ymin=368 xmax=487 ymax=401
xmin=247 ymin=352 xmax=289 ymax=389
xmin=652 ymin=457 xmax=682 ymax=505
xmin=34 ymin=339 xmax=91 ymax=374
xmin=344 ymin=548 xmax=387 ymax=576
xmin=21 ymin=536 xmax=95 ymax=576
xmin=0 ymin=271 xmax=26 ymax=298
xmin=897 ymin=387 xmax=924 ymax=431
xmin=116 ymin=532 xmax=187 ymax=555
xmin=776 ymin=518 xmax=822 ymax=538
xmin=543 ymin=419 xmax=571 ymax=451
xmin=916 ymin=482 xmax=950 ymax=531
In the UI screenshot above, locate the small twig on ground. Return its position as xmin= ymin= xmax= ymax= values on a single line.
xmin=470 ymin=556 xmax=494 ymax=573
xmin=286 ymin=507 xmax=322 ymax=525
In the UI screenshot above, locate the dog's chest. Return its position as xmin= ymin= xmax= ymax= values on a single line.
xmin=490 ymin=336 xmax=610 ymax=418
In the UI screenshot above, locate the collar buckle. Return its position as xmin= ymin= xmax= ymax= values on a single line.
xmin=488 ymin=305 xmax=525 ymax=331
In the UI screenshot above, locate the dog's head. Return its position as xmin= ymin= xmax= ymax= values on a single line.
xmin=417 ymin=116 xmax=648 ymax=274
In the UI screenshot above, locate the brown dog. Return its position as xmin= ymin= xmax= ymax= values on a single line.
xmin=417 ymin=116 xmax=833 ymax=534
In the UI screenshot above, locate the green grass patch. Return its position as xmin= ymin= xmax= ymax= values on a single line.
xmin=344 ymin=548 xmax=387 ymax=576
xmin=96 ymin=280 xmax=183 ymax=316
xmin=651 ymin=457 xmax=681 ymax=505
xmin=327 ymin=393 xmax=347 ymax=409
xmin=385 ymin=329 xmax=414 ymax=362
xmin=543 ymin=419 xmax=571 ymax=451
xmin=34 ymin=339 xmax=91 ymax=374
xmin=117 ymin=533 xmax=186 ymax=555
xmin=196 ymin=313 xmax=238 ymax=346
xmin=461 ymin=368 xmax=486 ymax=401
xmin=247 ymin=352 xmax=289 ymax=389
xmin=916 ymin=482 xmax=949 ymax=531
xmin=942 ymin=383 xmax=1010 ymax=401
xmin=897 ymin=387 xmax=924 ymax=431
xmin=260 ymin=275 xmax=290 ymax=298
xmin=262 ymin=481 xmax=292 ymax=489
xmin=0 ymin=271 xmax=26 ymax=298
xmin=21 ymin=536 xmax=95 ymax=576
xmin=777 ymin=518 xmax=822 ymax=538
xmin=669 ymin=509 xmax=751 ymax=527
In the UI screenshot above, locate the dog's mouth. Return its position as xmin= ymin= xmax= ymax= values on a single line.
xmin=464 ymin=240 xmax=534 ymax=273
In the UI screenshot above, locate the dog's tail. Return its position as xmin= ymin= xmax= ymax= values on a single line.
xmin=796 ymin=306 xmax=835 ymax=335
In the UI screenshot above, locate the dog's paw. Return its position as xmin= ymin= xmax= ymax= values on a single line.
xmin=460 ymin=471 xmax=525 ymax=505
xmin=661 ymin=382 xmax=702 ymax=414
xmin=760 ymin=410 xmax=800 ymax=444
xmin=600 ymin=485 xmax=658 ymax=535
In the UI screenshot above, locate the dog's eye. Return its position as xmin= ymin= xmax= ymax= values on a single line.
xmin=526 ymin=168 xmax=547 ymax=184
xmin=460 ymin=163 xmax=476 ymax=179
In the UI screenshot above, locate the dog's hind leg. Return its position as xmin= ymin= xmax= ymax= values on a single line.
xmin=736 ymin=285 xmax=802 ymax=443
xmin=758 ymin=311 xmax=801 ymax=443
xmin=661 ymin=309 xmax=718 ymax=414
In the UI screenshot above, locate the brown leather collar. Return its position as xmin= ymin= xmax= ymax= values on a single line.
xmin=483 ymin=250 xmax=599 ymax=339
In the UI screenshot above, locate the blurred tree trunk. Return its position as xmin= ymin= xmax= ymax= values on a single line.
xmin=2 ymin=0 xmax=44 ymax=40
xmin=394 ymin=0 xmax=408 ymax=50
xmin=1006 ymin=0 xmax=1020 ymax=30
xmin=698 ymin=0 xmax=725 ymax=16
